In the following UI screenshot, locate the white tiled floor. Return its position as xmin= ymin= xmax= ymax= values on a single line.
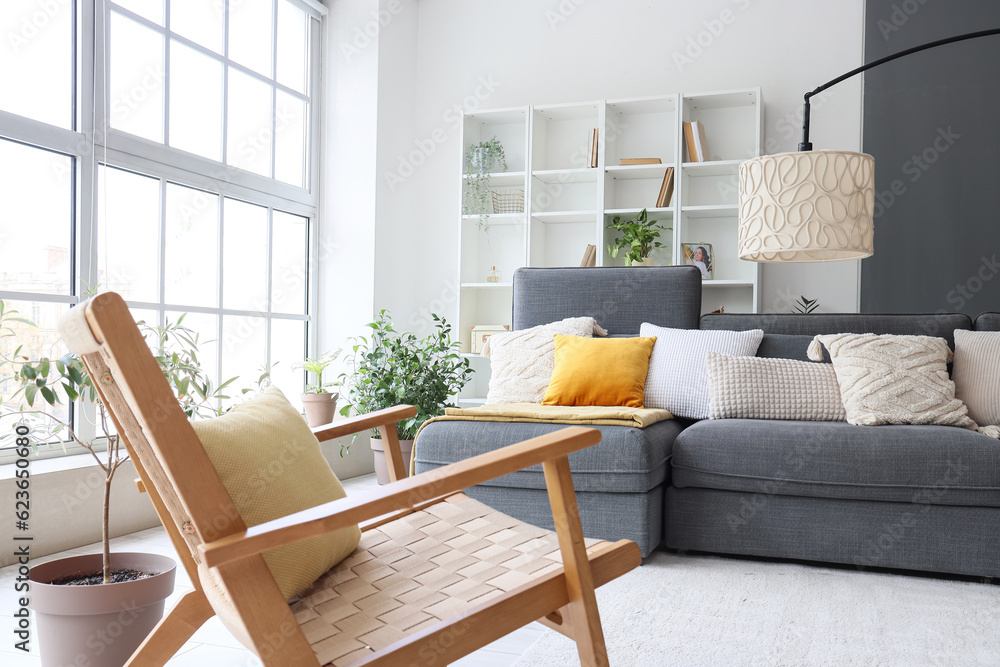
xmin=0 ymin=474 xmax=545 ymax=666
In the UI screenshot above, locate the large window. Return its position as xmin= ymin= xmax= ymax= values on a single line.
xmin=0 ymin=0 xmax=324 ymax=462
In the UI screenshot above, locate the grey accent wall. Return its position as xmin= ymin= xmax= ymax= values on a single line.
xmin=861 ymin=0 xmax=1000 ymax=316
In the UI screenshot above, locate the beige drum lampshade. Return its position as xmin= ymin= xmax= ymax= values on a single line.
xmin=738 ymin=150 xmax=875 ymax=262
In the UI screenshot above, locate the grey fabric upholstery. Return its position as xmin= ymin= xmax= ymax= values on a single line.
xmin=755 ymin=333 xmax=831 ymax=362
xmin=975 ymin=313 xmax=1000 ymax=331
xmin=512 ymin=266 xmax=702 ymax=335
xmin=415 ymin=420 xmax=684 ymax=494
xmin=701 ymin=312 xmax=972 ymax=348
xmin=469 ymin=483 xmax=664 ymax=558
xmin=672 ymin=420 xmax=1000 ymax=507
xmin=664 ymin=487 xmax=1000 ymax=578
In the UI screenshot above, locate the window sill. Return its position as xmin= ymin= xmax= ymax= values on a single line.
xmin=0 ymin=452 xmax=102 ymax=480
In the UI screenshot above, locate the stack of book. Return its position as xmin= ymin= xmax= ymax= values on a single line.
xmin=619 ymin=158 xmax=661 ymax=165
xmin=683 ymin=121 xmax=709 ymax=162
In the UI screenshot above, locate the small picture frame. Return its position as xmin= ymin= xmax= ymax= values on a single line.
xmin=682 ymin=243 xmax=713 ymax=280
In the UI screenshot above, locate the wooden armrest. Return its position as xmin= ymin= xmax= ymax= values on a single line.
xmin=310 ymin=405 xmax=417 ymax=442
xmin=199 ymin=426 xmax=601 ymax=568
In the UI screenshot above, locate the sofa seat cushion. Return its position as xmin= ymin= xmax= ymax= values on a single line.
xmin=415 ymin=419 xmax=686 ymax=494
xmin=672 ymin=419 xmax=1000 ymax=507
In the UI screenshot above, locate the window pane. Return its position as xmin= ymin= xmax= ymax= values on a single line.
xmin=170 ymin=0 xmax=223 ymax=53
xmin=165 ymin=310 xmax=219 ymax=390
xmin=114 ymin=0 xmax=164 ymax=26
xmin=222 ymin=199 xmax=268 ymax=311
xmin=0 ymin=0 xmax=73 ymax=128
xmin=221 ymin=314 xmax=266 ymax=407
xmin=226 ymin=68 xmax=272 ymax=176
xmin=228 ymin=0 xmax=273 ymax=77
xmin=0 ymin=140 xmax=73 ymax=295
xmin=270 ymin=318 xmax=305 ymax=404
xmin=0 ymin=300 xmax=71 ymax=426
xmin=165 ymin=183 xmax=219 ymax=307
xmin=110 ymin=12 xmax=165 ymax=142
xmin=169 ymin=40 xmax=223 ymax=161
xmin=274 ymin=92 xmax=306 ymax=187
xmin=276 ymin=0 xmax=307 ymax=94
xmin=97 ymin=166 xmax=160 ymax=302
xmin=271 ymin=211 xmax=307 ymax=315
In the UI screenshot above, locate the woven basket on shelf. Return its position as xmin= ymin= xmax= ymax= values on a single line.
xmin=491 ymin=188 xmax=525 ymax=214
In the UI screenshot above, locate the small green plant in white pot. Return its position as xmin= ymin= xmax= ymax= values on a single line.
xmin=294 ymin=349 xmax=342 ymax=427
xmin=607 ymin=208 xmax=671 ymax=266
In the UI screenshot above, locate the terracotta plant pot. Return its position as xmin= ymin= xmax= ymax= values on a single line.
xmin=302 ymin=392 xmax=338 ymax=427
xmin=370 ymin=436 xmax=415 ymax=485
xmin=29 ymin=552 xmax=176 ymax=667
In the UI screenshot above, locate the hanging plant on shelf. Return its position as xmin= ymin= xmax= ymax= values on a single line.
xmin=606 ymin=208 xmax=671 ymax=266
xmin=463 ymin=136 xmax=508 ymax=232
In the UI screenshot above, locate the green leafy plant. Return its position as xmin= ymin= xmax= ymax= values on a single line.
xmin=463 ymin=136 xmax=508 ymax=231
xmin=338 ymin=310 xmax=472 ymax=450
xmin=0 ymin=302 xmax=236 ymax=584
xmin=293 ymin=349 xmax=342 ymax=394
xmin=606 ymin=208 xmax=671 ymax=266
xmin=792 ymin=296 xmax=820 ymax=314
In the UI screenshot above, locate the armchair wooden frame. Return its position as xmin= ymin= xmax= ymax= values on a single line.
xmin=58 ymin=292 xmax=640 ymax=667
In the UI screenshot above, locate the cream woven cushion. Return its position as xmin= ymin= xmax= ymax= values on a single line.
xmin=807 ymin=333 xmax=1000 ymax=438
xmin=640 ymin=323 xmax=764 ymax=419
xmin=952 ymin=329 xmax=1000 ymax=427
xmin=706 ymin=352 xmax=846 ymax=421
xmin=192 ymin=387 xmax=361 ymax=600
xmin=483 ymin=317 xmax=607 ymax=404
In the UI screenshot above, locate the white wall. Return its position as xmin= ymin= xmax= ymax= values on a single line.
xmin=358 ymin=0 xmax=866 ymax=331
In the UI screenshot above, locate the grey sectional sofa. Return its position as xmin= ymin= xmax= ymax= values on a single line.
xmin=415 ymin=267 xmax=1000 ymax=578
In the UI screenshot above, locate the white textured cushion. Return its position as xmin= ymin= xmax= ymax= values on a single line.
xmin=807 ymin=333 xmax=999 ymax=438
xmin=706 ymin=352 xmax=846 ymax=421
xmin=952 ymin=329 xmax=1000 ymax=427
xmin=640 ymin=324 xmax=763 ymax=419
xmin=483 ymin=317 xmax=607 ymax=404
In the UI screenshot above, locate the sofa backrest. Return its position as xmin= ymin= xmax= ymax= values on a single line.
xmin=975 ymin=313 xmax=1000 ymax=331
xmin=513 ymin=266 xmax=702 ymax=335
xmin=700 ymin=313 xmax=973 ymax=361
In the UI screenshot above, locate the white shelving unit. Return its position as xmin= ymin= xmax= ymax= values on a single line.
xmin=457 ymin=89 xmax=762 ymax=403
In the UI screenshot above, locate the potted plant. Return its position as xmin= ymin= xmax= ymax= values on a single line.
xmin=1 ymin=303 xmax=234 ymax=667
xmin=464 ymin=137 xmax=508 ymax=281
xmin=606 ymin=208 xmax=671 ymax=266
xmin=791 ymin=295 xmax=820 ymax=314
xmin=294 ymin=349 xmax=342 ymax=427
xmin=339 ymin=310 xmax=472 ymax=484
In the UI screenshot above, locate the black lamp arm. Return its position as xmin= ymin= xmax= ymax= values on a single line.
xmin=798 ymin=27 xmax=1000 ymax=151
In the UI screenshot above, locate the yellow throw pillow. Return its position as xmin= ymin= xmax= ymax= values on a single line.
xmin=191 ymin=387 xmax=360 ymax=600
xmin=542 ymin=335 xmax=657 ymax=407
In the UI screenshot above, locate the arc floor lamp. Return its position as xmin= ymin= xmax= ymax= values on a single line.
xmin=737 ymin=28 xmax=1000 ymax=263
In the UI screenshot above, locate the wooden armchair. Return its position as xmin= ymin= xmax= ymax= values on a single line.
xmin=58 ymin=292 xmax=640 ymax=666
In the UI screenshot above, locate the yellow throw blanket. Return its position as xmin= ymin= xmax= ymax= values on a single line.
xmin=410 ymin=403 xmax=674 ymax=473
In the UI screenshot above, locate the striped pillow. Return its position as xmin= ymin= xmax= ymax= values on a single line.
xmin=952 ymin=329 xmax=1000 ymax=427
xmin=640 ymin=323 xmax=763 ymax=419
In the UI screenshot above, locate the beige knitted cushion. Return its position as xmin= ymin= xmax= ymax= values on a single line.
xmin=952 ymin=329 xmax=1000 ymax=427
xmin=705 ymin=352 xmax=846 ymax=421
xmin=483 ymin=317 xmax=607 ymax=404
xmin=807 ymin=333 xmax=1000 ymax=438
xmin=192 ymin=387 xmax=362 ymax=599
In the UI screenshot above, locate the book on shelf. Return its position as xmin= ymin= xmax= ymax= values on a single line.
xmin=683 ymin=121 xmax=710 ymax=162
xmin=656 ymin=167 xmax=675 ymax=208
xmin=588 ymin=128 xmax=599 ymax=168
xmin=619 ymin=158 xmax=662 ymax=165
xmin=579 ymin=244 xmax=597 ymax=267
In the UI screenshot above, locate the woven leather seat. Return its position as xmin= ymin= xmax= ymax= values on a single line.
xmin=296 ymin=496 xmax=601 ymax=665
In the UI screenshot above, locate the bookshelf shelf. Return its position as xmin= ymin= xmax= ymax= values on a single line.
xmin=457 ymin=90 xmax=761 ymax=401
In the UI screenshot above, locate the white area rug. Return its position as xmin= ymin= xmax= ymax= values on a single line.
xmin=514 ymin=552 xmax=1000 ymax=666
